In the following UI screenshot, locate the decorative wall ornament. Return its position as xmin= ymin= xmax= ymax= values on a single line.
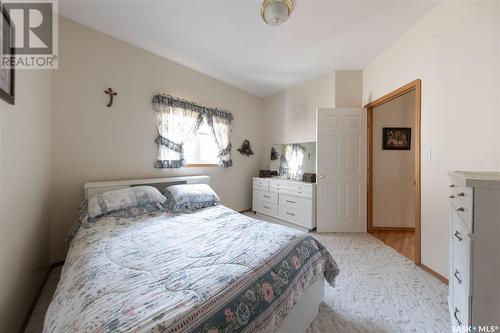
xmin=104 ymin=88 xmax=117 ymax=107
xmin=270 ymin=147 xmax=279 ymax=160
xmin=237 ymin=140 xmax=254 ymax=156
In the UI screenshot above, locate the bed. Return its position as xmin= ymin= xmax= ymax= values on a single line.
xmin=44 ymin=176 xmax=339 ymax=333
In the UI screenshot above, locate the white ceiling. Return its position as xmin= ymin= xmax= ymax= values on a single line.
xmin=59 ymin=0 xmax=438 ymax=97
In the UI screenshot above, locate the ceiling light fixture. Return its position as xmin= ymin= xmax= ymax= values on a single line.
xmin=260 ymin=0 xmax=294 ymax=26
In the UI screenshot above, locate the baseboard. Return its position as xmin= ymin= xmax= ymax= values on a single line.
xmin=421 ymin=264 xmax=448 ymax=284
xmin=371 ymin=226 xmax=416 ymax=232
xmin=238 ymin=208 xmax=253 ymax=213
xmin=18 ymin=261 xmax=64 ymax=333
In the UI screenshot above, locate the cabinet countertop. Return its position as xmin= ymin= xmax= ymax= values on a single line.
xmin=448 ymin=171 xmax=500 ymax=189
xmin=254 ymin=177 xmax=316 ymax=184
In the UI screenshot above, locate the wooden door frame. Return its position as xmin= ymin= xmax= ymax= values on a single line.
xmin=364 ymin=79 xmax=422 ymax=266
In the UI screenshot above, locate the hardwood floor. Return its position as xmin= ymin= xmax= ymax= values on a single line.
xmin=369 ymin=229 xmax=415 ymax=262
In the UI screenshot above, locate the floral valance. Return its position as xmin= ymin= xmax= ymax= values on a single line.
xmin=152 ymin=94 xmax=233 ymax=121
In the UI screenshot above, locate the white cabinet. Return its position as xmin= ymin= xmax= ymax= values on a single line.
xmin=252 ymin=177 xmax=316 ymax=230
xmin=448 ymin=171 xmax=500 ymax=329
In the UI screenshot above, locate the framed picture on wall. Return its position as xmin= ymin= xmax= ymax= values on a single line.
xmin=0 ymin=2 xmax=15 ymax=105
xmin=382 ymin=127 xmax=411 ymax=150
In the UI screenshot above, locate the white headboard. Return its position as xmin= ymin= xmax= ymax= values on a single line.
xmin=83 ymin=176 xmax=210 ymax=199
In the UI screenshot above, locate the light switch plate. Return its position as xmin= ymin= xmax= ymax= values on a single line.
xmin=423 ymin=148 xmax=431 ymax=161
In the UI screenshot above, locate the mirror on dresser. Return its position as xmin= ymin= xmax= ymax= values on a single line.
xmin=269 ymin=142 xmax=316 ymax=180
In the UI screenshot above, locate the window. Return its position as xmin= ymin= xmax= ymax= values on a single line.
xmin=184 ymin=118 xmax=219 ymax=166
xmin=153 ymin=94 xmax=233 ymax=169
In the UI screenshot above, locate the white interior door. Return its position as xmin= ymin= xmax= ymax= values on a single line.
xmin=317 ymin=108 xmax=367 ymax=232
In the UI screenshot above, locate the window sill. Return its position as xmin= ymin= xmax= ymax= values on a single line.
xmin=186 ymin=164 xmax=219 ymax=168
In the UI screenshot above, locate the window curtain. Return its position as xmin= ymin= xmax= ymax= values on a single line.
xmin=152 ymin=94 xmax=233 ymax=168
xmin=207 ymin=114 xmax=233 ymax=168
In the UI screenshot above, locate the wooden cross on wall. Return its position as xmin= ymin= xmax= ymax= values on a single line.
xmin=104 ymin=88 xmax=117 ymax=107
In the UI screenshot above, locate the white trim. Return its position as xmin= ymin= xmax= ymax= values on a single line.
xmin=83 ymin=175 xmax=209 ymax=199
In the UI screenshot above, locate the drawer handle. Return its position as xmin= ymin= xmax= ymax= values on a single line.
xmin=457 ymin=192 xmax=465 ymax=197
xmin=457 ymin=207 xmax=465 ymax=212
xmin=449 ymin=184 xmax=455 ymax=188
xmin=263 ymin=195 xmax=271 ymax=198
xmin=453 ymin=307 xmax=462 ymax=326
xmin=454 ymin=231 xmax=463 ymax=241
xmin=298 ymin=191 xmax=302 ymax=194
xmin=263 ymin=205 xmax=270 ymax=209
xmin=449 ymin=195 xmax=455 ymax=199
xmin=286 ymin=200 xmax=296 ymax=204
xmin=286 ymin=212 xmax=296 ymax=216
xmin=454 ymin=269 xmax=463 ymax=285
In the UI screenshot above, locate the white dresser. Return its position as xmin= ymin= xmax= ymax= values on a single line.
xmin=252 ymin=177 xmax=316 ymax=230
xmin=448 ymin=171 xmax=500 ymax=329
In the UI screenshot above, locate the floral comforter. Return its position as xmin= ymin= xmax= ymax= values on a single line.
xmin=44 ymin=205 xmax=339 ymax=333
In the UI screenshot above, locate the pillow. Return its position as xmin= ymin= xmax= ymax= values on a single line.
xmin=163 ymin=184 xmax=220 ymax=213
xmin=87 ymin=186 xmax=166 ymax=218
xmin=104 ymin=202 xmax=164 ymax=218
xmin=65 ymin=199 xmax=165 ymax=245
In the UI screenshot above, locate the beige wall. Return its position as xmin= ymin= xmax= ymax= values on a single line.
xmin=263 ymin=73 xmax=335 ymax=144
xmin=0 ymin=70 xmax=53 ymax=331
xmin=373 ymin=91 xmax=415 ymax=228
xmin=50 ymin=18 xmax=264 ymax=262
xmin=261 ymin=72 xmax=335 ymax=167
xmin=335 ymin=70 xmax=362 ymax=108
xmin=260 ymin=69 xmax=364 ymax=168
xmin=363 ymin=1 xmax=500 ymax=275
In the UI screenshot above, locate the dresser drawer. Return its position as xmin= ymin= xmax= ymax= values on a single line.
xmin=278 ymin=205 xmax=313 ymax=229
xmin=279 ymin=194 xmax=312 ymax=212
xmin=253 ymin=200 xmax=277 ymax=216
xmin=452 ymin=210 xmax=471 ymax=292
xmin=451 ymin=273 xmax=470 ymax=327
xmin=253 ymin=190 xmax=277 ymax=204
xmin=253 ymin=178 xmax=269 ymax=191
xmin=269 ymin=181 xmax=313 ymax=198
